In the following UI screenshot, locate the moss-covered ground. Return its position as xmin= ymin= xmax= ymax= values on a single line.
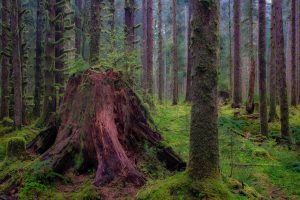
xmin=0 ymin=103 xmax=299 ymax=199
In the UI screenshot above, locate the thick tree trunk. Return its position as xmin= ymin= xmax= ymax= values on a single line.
xmin=11 ymin=0 xmax=22 ymax=128
xmin=232 ymin=0 xmax=242 ymax=108
xmin=55 ymin=0 xmax=66 ymax=105
xmin=185 ymin=4 xmax=192 ymax=103
xmin=172 ymin=0 xmax=178 ymax=105
xmin=1 ymin=0 xmax=11 ymax=119
xmin=258 ymin=0 xmax=268 ymax=136
xmin=246 ymin=0 xmax=256 ymax=114
xmin=90 ymin=0 xmax=102 ymax=65
xmin=29 ymin=70 xmax=186 ymax=191
xmin=188 ymin=0 xmax=220 ymax=180
xmin=291 ymin=0 xmax=297 ymax=106
xmin=146 ymin=0 xmax=153 ymax=95
xmin=269 ymin=1 xmax=277 ymax=122
xmin=41 ymin=0 xmax=56 ymax=126
xmin=158 ymin=0 xmax=164 ymax=102
xmin=33 ymin=0 xmax=44 ymax=117
xmin=75 ymin=0 xmax=82 ymax=56
xmin=274 ymin=0 xmax=290 ymax=141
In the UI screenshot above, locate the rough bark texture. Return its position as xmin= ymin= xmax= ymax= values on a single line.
xmin=158 ymin=0 xmax=164 ymax=102
xmin=291 ymin=0 xmax=297 ymax=106
xmin=1 ymin=0 xmax=11 ymax=119
xmin=75 ymin=0 xmax=82 ymax=56
xmin=172 ymin=0 xmax=178 ymax=105
xmin=258 ymin=0 xmax=268 ymax=136
xmin=232 ymin=0 xmax=242 ymax=108
xmin=55 ymin=0 xmax=66 ymax=105
xmin=274 ymin=0 xmax=290 ymax=140
xmin=41 ymin=0 xmax=56 ymax=126
xmin=11 ymin=0 xmax=22 ymax=128
xmin=90 ymin=0 xmax=102 ymax=65
xmin=29 ymin=70 xmax=186 ymax=189
xmin=146 ymin=0 xmax=153 ymax=95
xmin=246 ymin=0 xmax=256 ymax=114
xmin=269 ymin=1 xmax=277 ymax=122
xmin=185 ymin=4 xmax=192 ymax=103
xmin=297 ymin=0 xmax=300 ymax=103
xmin=188 ymin=0 xmax=220 ymax=180
xmin=33 ymin=0 xmax=44 ymax=117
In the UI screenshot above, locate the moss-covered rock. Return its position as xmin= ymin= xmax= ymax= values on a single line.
xmin=6 ymin=137 xmax=26 ymax=160
xmin=2 ymin=117 xmax=14 ymax=127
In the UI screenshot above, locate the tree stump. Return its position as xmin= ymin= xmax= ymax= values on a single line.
xmin=29 ymin=70 xmax=185 ymax=188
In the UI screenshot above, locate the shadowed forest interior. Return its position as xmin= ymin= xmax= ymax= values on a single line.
xmin=0 ymin=0 xmax=300 ymax=199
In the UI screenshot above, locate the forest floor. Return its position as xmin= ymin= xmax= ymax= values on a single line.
xmin=0 ymin=102 xmax=300 ymax=199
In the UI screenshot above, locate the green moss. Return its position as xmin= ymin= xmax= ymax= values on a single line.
xmin=70 ymin=182 xmax=101 ymax=200
xmin=6 ymin=137 xmax=26 ymax=160
xmin=137 ymin=172 xmax=232 ymax=200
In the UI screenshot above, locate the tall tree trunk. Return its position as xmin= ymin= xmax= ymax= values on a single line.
xmin=232 ymin=0 xmax=242 ymax=108
xmin=246 ymin=0 xmax=256 ymax=114
xmin=90 ymin=0 xmax=102 ymax=65
xmin=172 ymin=0 xmax=178 ymax=105
xmin=33 ymin=0 xmax=44 ymax=117
xmin=146 ymin=0 xmax=153 ymax=95
xmin=75 ymin=0 xmax=82 ymax=56
xmin=158 ymin=0 xmax=164 ymax=102
xmin=228 ymin=0 xmax=233 ymax=96
xmin=1 ymin=0 xmax=11 ymax=119
xmin=11 ymin=0 xmax=22 ymax=128
xmin=41 ymin=0 xmax=56 ymax=126
xmin=142 ymin=0 xmax=148 ymax=93
xmin=291 ymin=0 xmax=297 ymax=106
xmin=124 ymin=0 xmax=135 ymax=84
xmin=269 ymin=1 xmax=277 ymax=122
xmin=109 ymin=0 xmax=115 ymax=51
xmin=274 ymin=0 xmax=290 ymax=140
xmin=185 ymin=4 xmax=192 ymax=103
xmin=297 ymin=0 xmax=300 ymax=103
xmin=258 ymin=0 xmax=268 ymax=136
xmin=188 ymin=0 xmax=220 ymax=180
xmin=55 ymin=0 xmax=66 ymax=106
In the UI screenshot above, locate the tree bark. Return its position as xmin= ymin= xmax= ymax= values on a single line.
xmin=269 ymin=1 xmax=277 ymax=122
xmin=246 ymin=0 xmax=256 ymax=114
xmin=297 ymin=0 xmax=300 ymax=103
xmin=274 ymin=0 xmax=290 ymax=140
xmin=33 ymin=0 xmax=45 ymax=117
xmin=291 ymin=0 xmax=297 ymax=106
xmin=11 ymin=0 xmax=22 ymax=128
xmin=142 ymin=0 xmax=148 ymax=93
xmin=232 ymin=0 xmax=242 ymax=108
xmin=258 ymin=0 xmax=268 ymax=136
xmin=75 ymin=0 xmax=82 ymax=56
xmin=228 ymin=0 xmax=233 ymax=96
xmin=146 ymin=0 xmax=153 ymax=95
xmin=1 ymin=0 xmax=11 ymax=119
xmin=185 ymin=4 xmax=192 ymax=103
xmin=188 ymin=0 xmax=220 ymax=180
xmin=158 ymin=0 xmax=164 ymax=102
xmin=172 ymin=0 xmax=178 ymax=105
xmin=41 ymin=0 xmax=56 ymax=126
xmin=90 ymin=0 xmax=102 ymax=65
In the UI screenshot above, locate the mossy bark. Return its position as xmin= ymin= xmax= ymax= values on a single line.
xmin=188 ymin=0 xmax=220 ymax=180
xmin=258 ymin=0 xmax=268 ymax=136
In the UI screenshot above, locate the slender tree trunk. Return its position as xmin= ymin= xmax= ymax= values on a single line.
xmin=172 ymin=0 xmax=178 ymax=105
xmin=142 ymin=0 xmax=148 ymax=93
xmin=291 ymin=0 xmax=297 ymax=106
xmin=158 ymin=0 xmax=164 ymax=102
xmin=258 ymin=0 xmax=268 ymax=136
xmin=269 ymin=1 xmax=277 ymax=122
xmin=75 ymin=0 xmax=82 ymax=56
xmin=228 ymin=0 xmax=233 ymax=96
xmin=1 ymin=0 xmax=11 ymax=119
xmin=34 ymin=0 xmax=44 ymax=117
xmin=185 ymin=4 xmax=192 ymax=102
xmin=41 ymin=0 xmax=56 ymax=126
xmin=146 ymin=0 xmax=153 ymax=95
xmin=11 ymin=0 xmax=22 ymax=128
xmin=189 ymin=0 xmax=220 ymax=179
xmin=297 ymin=0 xmax=300 ymax=103
xmin=246 ymin=0 xmax=256 ymax=114
xmin=232 ymin=0 xmax=242 ymax=108
xmin=90 ymin=0 xmax=102 ymax=65
xmin=109 ymin=0 xmax=115 ymax=51
xmin=274 ymin=0 xmax=290 ymax=140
